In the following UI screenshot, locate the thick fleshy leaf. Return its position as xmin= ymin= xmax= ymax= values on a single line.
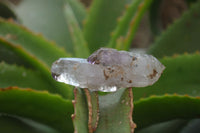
xmin=0 ymin=18 xmax=73 ymax=98
xmin=73 ymin=88 xmax=135 ymax=133
xmin=0 ymin=18 xmax=70 ymax=67
xmin=133 ymin=53 xmax=200 ymax=100
xmin=0 ymin=38 xmax=72 ymax=98
xmin=0 ymin=42 xmax=31 ymax=67
xmin=137 ymin=119 xmax=188 ymax=133
xmin=148 ymin=1 xmax=200 ymax=58
xmin=64 ymin=0 xmax=86 ymax=27
xmin=64 ymin=4 xmax=90 ymax=58
xmin=108 ymin=0 xmax=153 ymax=50
xmin=0 ymin=115 xmax=58 ymax=133
xmin=0 ymin=62 xmax=54 ymax=92
xmin=136 ymin=118 xmax=200 ymax=133
xmin=0 ymin=87 xmax=74 ymax=133
xmin=84 ymin=89 xmax=99 ymax=132
xmin=96 ymin=88 xmax=135 ymax=133
xmin=149 ymin=0 xmax=162 ymax=35
xmin=133 ymin=95 xmax=200 ymax=130
xmin=72 ymin=88 xmax=88 ymax=133
xmin=14 ymin=0 xmax=86 ymax=54
xmin=83 ymin=0 xmax=132 ymax=52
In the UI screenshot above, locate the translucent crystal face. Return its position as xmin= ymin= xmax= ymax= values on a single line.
xmin=51 ymin=48 xmax=165 ymax=92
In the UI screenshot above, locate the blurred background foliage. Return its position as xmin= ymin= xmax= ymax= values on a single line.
xmin=0 ymin=0 xmax=200 ymax=132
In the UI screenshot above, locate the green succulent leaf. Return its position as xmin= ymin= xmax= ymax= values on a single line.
xmin=0 ymin=18 xmax=70 ymax=67
xmin=73 ymin=88 xmax=135 ymax=133
xmin=83 ymin=0 xmax=132 ymax=52
xmin=0 ymin=18 xmax=73 ymax=98
xmin=134 ymin=53 xmax=200 ymax=100
xmin=108 ymin=0 xmax=153 ymax=50
xmin=14 ymin=0 xmax=86 ymax=54
xmin=0 ymin=37 xmax=72 ymax=98
xmin=0 ymin=87 xmax=74 ymax=133
xmin=0 ymin=41 xmax=31 ymax=67
xmin=72 ymin=88 xmax=88 ymax=133
xmin=148 ymin=0 xmax=200 ymax=58
xmin=96 ymin=88 xmax=135 ymax=133
xmin=64 ymin=4 xmax=90 ymax=58
xmin=133 ymin=95 xmax=200 ymax=130
xmin=0 ymin=115 xmax=58 ymax=133
xmin=136 ymin=119 xmax=188 ymax=133
xmin=0 ymin=62 xmax=55 ymax=92
xmin=136 ymin=118 xmax=200 ymax=133
xmin=149 ymin=0 xmax=162 ymax=35
xmin=64 ymin=0 xmax=86 ymax=27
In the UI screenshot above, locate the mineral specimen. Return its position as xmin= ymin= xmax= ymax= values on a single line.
xmin=51 ymin=48 xmax=165 ymax=92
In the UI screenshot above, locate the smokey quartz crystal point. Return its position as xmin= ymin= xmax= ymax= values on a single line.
xmin=51 ymin=48 xmax=165 ymax=92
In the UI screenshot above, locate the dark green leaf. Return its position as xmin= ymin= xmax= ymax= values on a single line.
xmin=64 ymin=0 xmax=86 ymax=27
xmin=149 ymin=0 xmax=162 ymax=35
xmin=83 ymin=0 xmax=132 ymax=52
xmin=64 ymin=4 xmax=90 ymax=58
xmin=0 ymin=87 xmax=74 ymax=133
xmin=0 ymin=38 xmax=72 ymax=98
xmin=133 ymin=95 xmax=200 ymax=130
xmin=72 ymin=88 xmax=88 ymax=133
xmin=0 ymin=62 xmax=54 ymax=92
xmin=136 ymin=119 xmax=188 ymax=133
xmin=96 ymin=88 xmax=135 ymax=133
xmin=0 ymin=115 xmax=58 ymax=133
xmin=73 ymin=88 xmax=135 ymax=133
xmin=0 ymin=18 xmax=70 ymax=67
xmin=108 ymin=0 xmax=153 ymax=50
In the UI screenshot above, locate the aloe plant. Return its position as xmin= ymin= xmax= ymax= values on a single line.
xmin=0 ymin=0 xmax=200 ymax=132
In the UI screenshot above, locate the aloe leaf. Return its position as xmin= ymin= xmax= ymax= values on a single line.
xmin=149 ymin=0 xmax=162 ymax=35
xmin=137 ymin=119 xmax=188 ymax=133
xmin=0 ymin=115 xmax=58 ymax=133
xmin=148 ymin=1 xmax=200 ymax=58
xmin=73 ymin=88 xmax=135 ymax=133
xmin=108 ymin=0 xmax=153 ymax=50
xmin=133 ymin=53 xmax=200 ymax=100
xmin=0 ymin=18 xmax=70 ymax=67
xmin=73 ymin=88 xmax=99 ymax=133
xmin=64 ymin=0 xmax=86 ymax=27
xmin=72 ymin=88 xmax=88 ymax=133
xmin=64 ymin=4 xmax=90 ymax=58
xmin=96 ymin=88 xmax=135 ymax=133
xmin=0 ymin=43 xmax=31 ymax=67
xmin=0 ymin=87 xmax=74 ymax=133
xmin=0 ymin=38 xmax=72 ymax=98
xmin=0 ymin=1 xmax=17 ymax=20
xmin=133 ymin=95 xmax=200 ymax=130
xmin=83 ymin=0 xmax=132 ymax=52
xmin=0 ymin=62 xmax=54 ymax=92
xmin=84 ymin=89 xmax=99 ymax=132
xmin=14 ymin=0 xmax=86 ymax=54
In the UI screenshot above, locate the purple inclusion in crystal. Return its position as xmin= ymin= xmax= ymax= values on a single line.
xmin=51 ymin=48 xmax=165 ymax=92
